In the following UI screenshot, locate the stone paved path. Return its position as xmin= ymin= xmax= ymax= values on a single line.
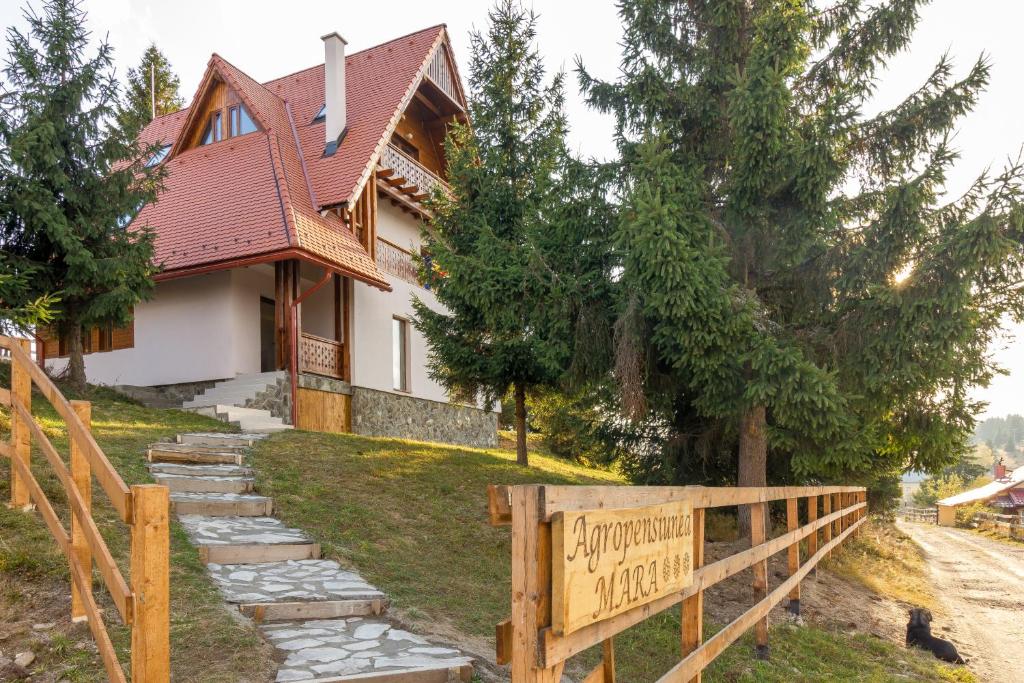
xmin=149 ymin=432 xmax=473 ymax=682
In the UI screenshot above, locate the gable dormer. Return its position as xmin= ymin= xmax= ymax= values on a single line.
xmin=182 ymin=78 xmax=261 ymax=150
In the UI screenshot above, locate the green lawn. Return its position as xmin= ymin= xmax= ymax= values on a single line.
xmin=252 ymin=429 xmax=974 ymax=682
xmin=0 ymin=367 xmax=274 ymax=682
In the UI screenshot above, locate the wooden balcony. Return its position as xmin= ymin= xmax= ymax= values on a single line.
xmin=375 ymin=238 xmax=420 ymax=286
xmin=377 ymin=143 xmax=449 ymax=217
xmin=299 ymin=333 xmax=344 ymax=379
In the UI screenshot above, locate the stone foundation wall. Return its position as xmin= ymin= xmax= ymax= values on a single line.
xmin=350 ymin=386 xmax=497 ymax=449
xmin=114 ymin=379 xmax=221 ymax=408
xmin=246 ymin=376 xmax=292 ymax=424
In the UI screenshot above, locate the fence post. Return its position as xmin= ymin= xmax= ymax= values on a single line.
xmin=832 ymin=493 xmax=842 ymax=543
xmin=822 ymin=494 xmax=832 ymax=557
xmin=681 ymin=507 xmax=705 ymax=682
xmin=130 ymin=484 xmax=170 ymax=683
xmin=750 ymin=501 xmax=769 ymax=659
xmin=786 ymin=498 xmax=800 ymax=617
xmin=70 ymin=400 xmax=92 ymax=622
xmin=510 ymin=485 xmax=564 ymax=683
xmin=806 ymin=496 xmax=818 ymax=576
xmin=9 ymin=338 xmax=32 ymax=510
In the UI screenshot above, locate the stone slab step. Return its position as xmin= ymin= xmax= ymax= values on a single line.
xmin=171 ymin=492 xmax=273 ymax=517
xmin=176 ymin=432 xmax=266 ymax=448
xmin=155 ymin=440 xmax=252 ymax=455
xmin=153 ymin=472 xmax=255 ymax=494
xmin=179 ymin=515 xmax=319 ymax=565
xmin=148 ymin=446 xmax=245 ymax=466
xmin=262 ymin=618 xmax=472 ymax=682
xmin=241 ymin=599 xmax=386 ymax=623
xmin=150 ymin=462 xmax=253 ymax=477
xmin=207 ymin=559 xmax=387 ymax=605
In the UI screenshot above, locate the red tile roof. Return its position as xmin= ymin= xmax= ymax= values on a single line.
xmin=132 ymin=25 xmax=450 ymax=289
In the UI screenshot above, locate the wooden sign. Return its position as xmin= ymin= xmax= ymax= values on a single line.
xmin=551 ymin=500 xmax=694 ymax=636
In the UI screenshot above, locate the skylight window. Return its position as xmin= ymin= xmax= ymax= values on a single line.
xmin=313 ymin=104 xmax=326 ymax=122
xmin=146 ymin=144 xmax=171 ymax=167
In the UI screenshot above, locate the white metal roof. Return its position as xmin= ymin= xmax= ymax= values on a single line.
xmin=936 ymin=465 xmax=1024 ymax=507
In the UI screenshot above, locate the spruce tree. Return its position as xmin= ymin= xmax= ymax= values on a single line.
xmin=413 ymin=0 xmax=571 ymax=466
xmin=0 ymin=0 xmax=164 ymax=388
xmin=117 ymin=43 xmax=184 ymax=134
xmin=579 ymin=0 xmax=1024 ymax=528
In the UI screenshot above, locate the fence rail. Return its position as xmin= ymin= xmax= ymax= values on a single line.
xmin=488 ymin=483 xmax=867 ymax=682
xmin=973 ymin=511 xmax=1024 ymax=540
xmin=0 ymin=335 xmax=169 ymax=683
xmin=899 ymin=507 xmax=937 ymax=524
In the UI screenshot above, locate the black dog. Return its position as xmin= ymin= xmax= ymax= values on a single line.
xmin=906 ymin=608 xmax=967 ymax=664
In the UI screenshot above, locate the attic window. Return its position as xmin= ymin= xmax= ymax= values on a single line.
xmin=146 ymin=144 xmax=171 ymax=167
xmin=313 ymin=104 xmax=326 ymax=122
xmin=230 ymin=105 xmax=258 ymax=136
xmin=200 ymin=104 xmax=257 ymax=145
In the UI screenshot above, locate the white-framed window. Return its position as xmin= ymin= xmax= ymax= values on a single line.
xmin=392 ymin=316 xmax=409 ymax=392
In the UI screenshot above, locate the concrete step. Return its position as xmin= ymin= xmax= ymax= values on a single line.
xmin=148 ymin=445 xmax=246 ymax=466
xmin=182 ymin=372 xmax=285 ymax=409
xmin=177 ymin=432 xmax=266 ymax=448
xmin=153 ymin=440 xmax=251 ymax=455
xmin=152 ymin=472 xmax=255 ymax=494
xmin=150 ymin=462 xmax=253 ymax=477
xmin=212 ymin=405 xmax=293 ymax=433
xmin=171 ymin=492 xmax=274 ymax=516
xmin=261 ymin=618 xmax=473 ymax=682
xmin=179 ymin=515 xmax=319 ymax=565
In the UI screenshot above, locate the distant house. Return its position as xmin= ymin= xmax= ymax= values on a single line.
xmin=38 ymin=26 xmax=497 ymax=447
xmin=935 ymin=463 xmax=1024 ymax=526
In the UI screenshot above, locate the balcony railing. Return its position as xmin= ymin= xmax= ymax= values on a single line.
xmin=376 ymin=238 xmax=420 ymax=286
xmin=378 ymin=143 xmax=448 ymax=208
xmin=425 ymin=46 xmax=461 ymax=106
xmin=299 ymin=333 xmax=343 ymax=379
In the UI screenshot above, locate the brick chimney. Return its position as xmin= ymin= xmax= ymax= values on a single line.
xmin=321 ymin=32 xmax=347 ymax=155
xmin=995 ymin=462 xmax=1007 ymax=480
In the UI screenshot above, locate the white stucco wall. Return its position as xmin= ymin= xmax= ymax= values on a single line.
xmin=352 ymin=202 xmax=450 ymax=404
xmin=47 ymin=271 xmax=237 ymax=386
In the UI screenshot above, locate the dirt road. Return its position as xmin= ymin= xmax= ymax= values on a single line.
xmin=899 ymin=522 xmax=1024 ymax=683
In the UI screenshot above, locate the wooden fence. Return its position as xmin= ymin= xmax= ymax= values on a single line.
xmin=488 ymin=483 xmax=867 ymax=682
xmin=0 ymin=336 xmax=169 ymax=683
xmin=899 ymin=507 xmax=937 ymax=524
xmin=973 ymin=511 xmax=1024 ymax=540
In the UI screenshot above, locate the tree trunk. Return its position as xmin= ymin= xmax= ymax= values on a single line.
xmin=738 ymin=404 xmax=768 ymax=539
xmin=514 ymin=382 xmax=529 ymax=467
xmin=66 ymin=321 xmax=86 ymax=392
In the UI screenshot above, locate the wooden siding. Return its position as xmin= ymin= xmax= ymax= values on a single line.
xmin=296 ymin=388 xmax=351 ymax=434
xmin=39 ymin=317 xmax=135 ymax=359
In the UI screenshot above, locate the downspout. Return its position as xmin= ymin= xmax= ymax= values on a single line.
xmin=289 ymin=269 xmax=334 ymax=426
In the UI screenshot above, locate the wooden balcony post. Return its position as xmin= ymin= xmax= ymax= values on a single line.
xmin=9 ymin=338 xmax=32 ymax=510
xmin=786 ymin=497 xmax=800 ymax=617
xmin=749 ymin=501 xmax=769 ymax=659
xmin=70 ymin=400 xmax=93 ymax=622
xmin=130 ymin=484 xmax=170 ymax=683
xmin=681 ymin=507 xmax=705 ymax=682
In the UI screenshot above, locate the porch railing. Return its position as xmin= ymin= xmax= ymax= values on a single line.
xmin=299 ymin=333 xmax=343 ymax=379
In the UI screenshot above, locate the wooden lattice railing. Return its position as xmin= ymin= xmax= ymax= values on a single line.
xmin=376 ymin=238 xmax=420 ymax=286
xmin=299 ymin=332 xmax=344 ymax=379
xmin=488 ymin=483 xmax=867 ymax=682
xmin=380 ymin=143 xmax=448 ymax=198
xmin=0 ymin=336 xmax=169 ymax=683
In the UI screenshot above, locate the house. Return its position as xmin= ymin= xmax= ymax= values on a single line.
xmin=39 ymin=26 xmax=497 ymax=447
xmin=935 ymin=462 xmax=1024 ymax=526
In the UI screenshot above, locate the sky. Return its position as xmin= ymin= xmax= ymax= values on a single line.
xmin=1 ymin=0 xmax=1022 ymax=419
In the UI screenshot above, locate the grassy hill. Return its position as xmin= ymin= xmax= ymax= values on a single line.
xmin=0 ymin=365 xmax=274 ymax=682
xmin=252 ymin=430 xmax=974 ymax=682
xmin=0 ymin=366 xmax=973 ymax=682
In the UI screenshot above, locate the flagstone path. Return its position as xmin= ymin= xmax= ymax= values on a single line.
xmin=148 ymin=432 xmax=473 ymax=682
